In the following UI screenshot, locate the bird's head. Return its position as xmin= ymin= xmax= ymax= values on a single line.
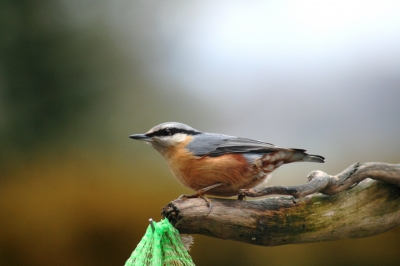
xmin=130 ymin=122 xmax=201 ymax=153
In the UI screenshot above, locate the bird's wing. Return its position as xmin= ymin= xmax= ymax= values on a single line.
xmin=186 ymin=133 xmax=290 ymax=157
xmin=207 ymin=137 xmax=284 ymax=157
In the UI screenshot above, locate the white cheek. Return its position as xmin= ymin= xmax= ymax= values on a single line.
xmin=170 ymin=133 xmax=186 ymax=143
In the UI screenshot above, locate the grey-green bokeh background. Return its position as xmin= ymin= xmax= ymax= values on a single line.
xmin=1 ymin=1 xmax=399 ymax=265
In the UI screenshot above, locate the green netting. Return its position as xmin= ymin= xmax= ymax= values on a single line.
xmin=125 ymin=219 xmax=195 ymax=266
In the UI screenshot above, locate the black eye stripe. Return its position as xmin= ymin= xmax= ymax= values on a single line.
xmin=146 ymin=128 xmax=201 ymax=137
xmin=162 ymin=128 xmax=172 ymax=136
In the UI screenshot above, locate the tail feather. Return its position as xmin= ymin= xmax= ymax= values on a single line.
xmin=288 ymin=148 xmax=325 ymax=163
xmin=303 ymin=154 xmax=325 ymax=163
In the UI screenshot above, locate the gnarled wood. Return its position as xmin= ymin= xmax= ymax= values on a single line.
xmin=161 ymin=162 xmax=400 ymax=246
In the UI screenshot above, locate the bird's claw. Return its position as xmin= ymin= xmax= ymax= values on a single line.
xmin=178 ymin=192 xmax=213 ymax=215
xmin=238 ymin=189 xmax=249 ymax=200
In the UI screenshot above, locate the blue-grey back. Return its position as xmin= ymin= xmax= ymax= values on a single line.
xmin=186 ymin=133 xmax=278 ymax=157
xmin=186 ymin=133 xmax=232 ymax=156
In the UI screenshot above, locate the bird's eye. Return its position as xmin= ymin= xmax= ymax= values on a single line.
xmin=163 ymin=128 xmax=172 ymax=136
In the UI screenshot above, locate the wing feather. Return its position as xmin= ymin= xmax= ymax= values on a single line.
xmin=186 ymin=133 xmax=281 ymax=157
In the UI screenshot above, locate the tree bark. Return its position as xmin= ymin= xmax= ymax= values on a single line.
xmin=161 ymin=162 xmax=400 ymax=246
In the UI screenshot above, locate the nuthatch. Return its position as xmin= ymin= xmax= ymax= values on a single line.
xmin=130 ymin=122 xmax=324 ymax=203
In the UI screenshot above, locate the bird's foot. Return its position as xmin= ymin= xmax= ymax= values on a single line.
xmin=238 ymin=188 xmax=252 ymax=200
xmin=178 ymin=183 xmax=224 ymax=214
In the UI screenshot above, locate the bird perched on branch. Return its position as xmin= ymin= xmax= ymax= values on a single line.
xmin=130 ymin=122 xmax=324 ymax=205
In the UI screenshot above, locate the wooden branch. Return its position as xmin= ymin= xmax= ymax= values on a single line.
xmin=161 ymin=162 xmax=400 ymax=246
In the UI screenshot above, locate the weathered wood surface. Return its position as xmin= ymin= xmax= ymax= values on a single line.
xmin=161 ymin=162 xmax=400 ymax=246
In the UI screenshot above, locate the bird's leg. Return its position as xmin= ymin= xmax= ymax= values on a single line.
xmin=178 ymin=183 xmax=224 ymax=212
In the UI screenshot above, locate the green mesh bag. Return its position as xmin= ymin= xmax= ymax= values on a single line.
xmin=125 ymin=218 xmax=195 ymax=266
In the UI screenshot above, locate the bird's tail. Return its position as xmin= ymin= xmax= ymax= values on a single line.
xmin=302 ymin=154 xmax=325 ymax=163
xmin=289 ymin=148 xmax=325 ymax=163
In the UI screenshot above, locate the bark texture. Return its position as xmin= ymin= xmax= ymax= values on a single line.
xmin=161 ymin=162 xmax=400 ymax=246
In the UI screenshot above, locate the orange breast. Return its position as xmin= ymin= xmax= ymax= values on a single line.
xmin=162 ymin=137 xmax=268 ymax=196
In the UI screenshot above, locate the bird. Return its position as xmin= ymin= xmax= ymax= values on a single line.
xmin=130 ymin=122 xmax=324 ymax=203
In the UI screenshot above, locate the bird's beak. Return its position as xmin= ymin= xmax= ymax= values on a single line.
xmin=129 ymin=134 xmax=152 ymax=141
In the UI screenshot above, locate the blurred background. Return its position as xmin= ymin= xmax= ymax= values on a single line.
xmin=0 ymin=0 xmax=399 ymax=265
